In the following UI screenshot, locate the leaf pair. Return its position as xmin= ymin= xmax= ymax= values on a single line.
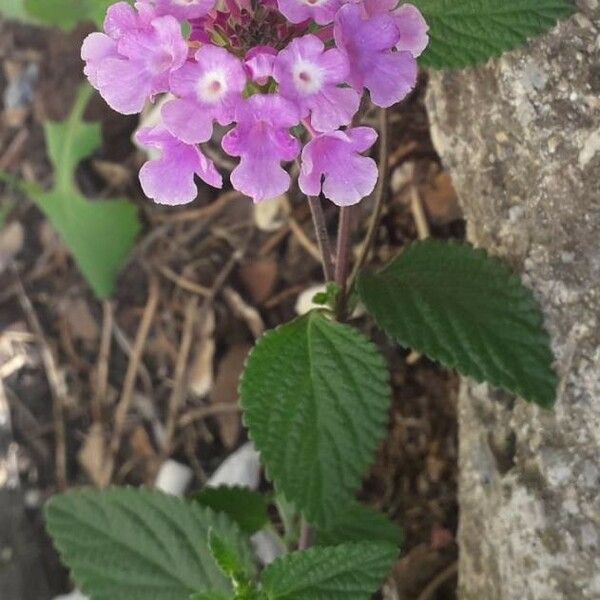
xmin=240 ymin=240 xmax=556 ymax=532
xmin=46 ymin=488 xmax=397 ymax=600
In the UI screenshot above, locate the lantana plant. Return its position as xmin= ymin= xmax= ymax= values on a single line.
xmin=43 ymin=1 xmax=574 ymax=598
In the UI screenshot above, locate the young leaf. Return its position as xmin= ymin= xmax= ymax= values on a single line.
xmin=193 ymin=486 xmax=269 ymax=535
xmin=413 ymin=0 xmax=575 ymax=69
xmin=30 ymin=85 xmax=140 ymax=298
xmin=357 ymin=240 xmax=556 ymax=407
xmin=240 ymin=311 xmax=391 ymax=527
xmin=25 ymin=0 xmax=113 ymax=29
xmin=45 ymin=488 xmax=255 ymax=600
xmin=208 ymin=529 xmax=252 ymax=582
xmin=261 ymin=542 xmax=397 ymax=599
xmin=315 ymin=503 xmax=403 ymax=548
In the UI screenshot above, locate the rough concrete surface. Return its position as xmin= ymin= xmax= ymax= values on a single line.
xmin=425 ymin=2 xmax=599 ymax=598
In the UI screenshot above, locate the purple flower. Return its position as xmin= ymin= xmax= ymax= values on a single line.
xmin=81 ymin=2 xmax=188 ymax=115
xmin=273 ymin=34 xmax=360 ymax=132
xmin=162 ymin=45 xmax=247 ymax=144
xmin=277 ymin=0 xmax=343 ymax=25
xmin=222 ymin=95 xmax=301 ymax=202
xmin=143 ymin=0 xmax=217 ymax=20
xmin=334 ymin=2 xmax=417 ymax=108
xmin=299 ymin=127 xmax=378 ymax=206
xmin=394 ymin=3 xmax=429 ymax=58
xmin=136 ymin=126 xmax=222 ymax=205
xmin=245 ymin=46 xmax=277 ymax=85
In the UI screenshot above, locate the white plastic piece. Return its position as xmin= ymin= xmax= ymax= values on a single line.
xmin=154 ymin=459 xmax=193 ymax=496
xmin=207 ymin=442 xmax=261 ymax=490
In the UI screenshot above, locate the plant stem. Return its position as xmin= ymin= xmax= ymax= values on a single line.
xmin=308 ymin=195 xmax=334 ymax=281
xmin=348 ymin=108 xmax=389 ymax=290
xmin=298 ymin=519 xmax=314 ymax=550
xmin=335 ymin=206 xmax=353 ymax=288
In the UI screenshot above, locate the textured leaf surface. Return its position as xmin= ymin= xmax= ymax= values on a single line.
xmin=25 ymin=0 xmax=113 ymax=29
xmin=413 ymin=0 xmax=575 ymax=69
xmin=32 ymin=85 xmax=139 ymax=298
xmin=45 ymin=488 xmax=255 ymax=600
xmin=240 ymin=311 xmax=391 ymax=526
xmin=190 ymin=593 xmax=232 ymax=600
xmin=357 ymin=240 xmax=556 ymax=407
xmin=193 ymin=486 xmax=269 ymax=534
xmin=316 ymin=503 xmax=402 ymax=547
xmin=261 ymin=542 xmax=397 ymax=599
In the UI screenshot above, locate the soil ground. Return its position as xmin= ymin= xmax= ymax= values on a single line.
xmin=0 ymin=19 xmax=463 ymax=600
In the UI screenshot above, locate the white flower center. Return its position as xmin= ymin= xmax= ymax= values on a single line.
xmin=293 ymin=61 xmax=324 ymax=95
xmin=197 ymin=70 xmax=228 ymax=103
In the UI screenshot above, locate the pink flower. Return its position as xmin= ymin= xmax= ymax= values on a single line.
xmin=299 ymin=127 xmax=378 ymax=205
xmin=334 ymin=2 xmax=417 ymax=107
xmin=222 ymin=95 xmax=301 ymax=202
xmin=136 ymin=126 xmax=222 ymax=205
xmin=273 ymin=34 xmax=360 ymax=132
xmin=277 ymin=0 xmax=343 ymax=25
xmin=162 ymin=45 xmax=247 ymax=144
xmin=394 ymin=3 xmax=429 ymax=58
xmin=245 ymin=46 xmax=277 ymax=85
xmin=143 ymin=0 xmax=217 ymax=20
xmin=81 ymin=2 xmax=188 ymax=114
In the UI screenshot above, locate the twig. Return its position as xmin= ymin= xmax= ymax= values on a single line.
xmin=307 ymin=196 xmax=334 ymax=280
xmin=152 ymin=190 xmax=242 ymax=223
xmin=162 ymin=295 xmax=199 ymax=455
xmin=348 ymin=108 xmax=390 ymax=288
xmin=104 ymin=275 xmax=160 ymax=486
xmin=162 ymin=228 xmax=253 ymax=455
xmin=416 ymin=561 xmax=458 ymax=600
xmin=14 ymin=270 xmax=68 ymax=490
xmin=158 ymin=264 xmax=212 ymax=297
xmin=178 ymin=402 xmax=241 ymax=428
xmin=289 ymin=217 xmax=322 ymax=263
xmin=91 ymin=300 xmax=113 ymax=423
xmin=410 ymin=185 xmax=430 ymax=240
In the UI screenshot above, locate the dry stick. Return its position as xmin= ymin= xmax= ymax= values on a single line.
xmin=410 ymin=184 xmax=430 ymax=241
xmin=91 ymin=299 xmax=114 ymax=424
xmin=103 ymin=275 xmax=160 ymax=487
xmin=348 ymin=108 xmax=390 ymax=289
xmin=307 ymin=195 xmax=334 ymax=281
xmin=162 ymin=295 xmax=199 ymax=455
xmin=416 ymin=561 xmax=458 ymax=600
xmin=14 ymin=271 xmax=68 ymax=490
xmin=178 ymin=402 xmax=241 ymax=429
xmin=162 ymin=230 xmax=252 ymax=456
xmin=289 ymin=217 xmax=322 ymax=263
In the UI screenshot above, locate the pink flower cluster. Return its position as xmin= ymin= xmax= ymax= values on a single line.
xmin=82 ymin=0 xmax=428 ymax=206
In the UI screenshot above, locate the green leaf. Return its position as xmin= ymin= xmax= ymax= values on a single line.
xmin=25 ymin=0 xmax=114 ymax=29
xmin=30 ymin=84 xmax=139 ymax=298
xmin=413 ymin=0 xmax=575 ymax=69
xmin=316 ymin=503 xmax=403 ymax=548
xmin=193 ymin=487 xmax=269 ymax=535
xmin=240 ymin=311 xmax=391 ymax=527
xmin=0 ymin=0 xmax=33 ymax=20
xmin=261 ymin=542 xmax=397 ymax=600
xmin=45 ymin=487 xmax=255 ymax=600
xmin=190 ymin=593 xmax=233 ymax=600
xmin=357 ymin=240 xmax=556 ymax=407
xmin=208 ymin=529 xmax=252 ymax=582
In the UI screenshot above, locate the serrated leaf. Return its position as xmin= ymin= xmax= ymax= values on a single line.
xmin=192 ymin=487 xmax=269 ymax=535
xmin=208 ymin=529 xmax=251 ymax=581
xmin=45 ymin=488 xmax=255 ymax=600
xmin=357 ymin=240 xmax=556 ymax=407
xmin=25 ymin=0 xmax=113 ymax=29
xmin=30 ymin=84 xmax=140 ymax=298
xmin=413 ymin=0 xmax=575 ymax=69
xmin=316 ymin=503 xmax=403 ymax=548
xmin=240 ymin=311 xmax=391 ymax=526
xmin=190 ymin=593 xmax=233 ymax=600
xmin=261 ymin=542 xmax=397 ymax=600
